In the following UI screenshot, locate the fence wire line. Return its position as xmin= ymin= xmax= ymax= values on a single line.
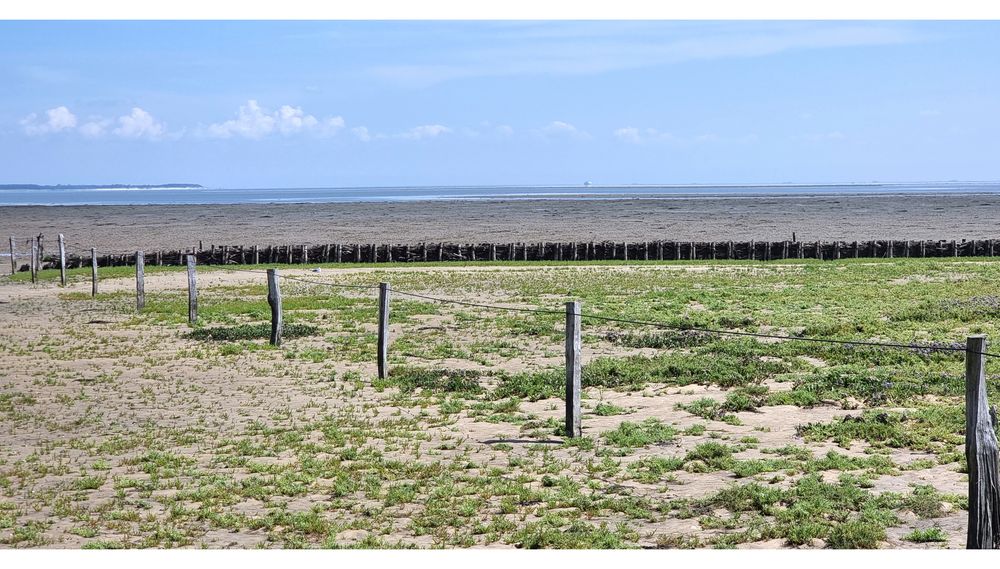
xmin=15 ymin=257 xmax=999 ymax=358
xmin=388 ymin=286 xmax=1000 ymax=359
xmin=166 ymin=265 xmax=1000 ymax=358
xmin=209 ymin=264 xmax=379 ymax=291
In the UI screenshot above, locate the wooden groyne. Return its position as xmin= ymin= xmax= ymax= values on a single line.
xmin=21 ymin=238 xmax=1000 ymax=270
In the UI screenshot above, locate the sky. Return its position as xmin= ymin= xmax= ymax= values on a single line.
xmin=1 ymin=20 xmax=998 ymax=188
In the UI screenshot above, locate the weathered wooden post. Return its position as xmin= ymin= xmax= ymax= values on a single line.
xmin=565 ymin=300 xmax=582 ymax=438
xmin=134 ymin=251 xmax=145 ymax=311
xmin=30 ymin=238 xmax=38 ymax=283
xmin=8 ymin=236 xmax=15 ymax=275
xmin=966 ymin=335 xmax=1000 ymax=549
xmin=378 ymin=282 xmax=390 ymax=379
xmin=267 ymin=269 xmax=283 ymax=346
xmin=55 ymin=234 xmax=67 ymax=282
xmin=90 ymin=248 xmax=98 ymax=296
xmin=186 ymin=255 xmax=198 ymax=325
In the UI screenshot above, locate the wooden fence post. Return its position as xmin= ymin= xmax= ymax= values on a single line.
xmin=966 ymin=334 xmax=1000 ymax=549
xmin=30 ymin=238 xmax=38 ymax=283
xmin=378 ymin=282 xmax=390 ymax=379
xmin=91 ymin=248 xmax=98 ymax=296
xmin=186 ymin=255 xmax=198 ymax=324
xmin=135 ymin=251 xmax=145 ymax=311
xmin=565 ymin=300 xmax=582 ymax=438
xmin=8 ymin=236 xmax=15 ymax=275
xmin=267 ymin=269 xmax=283 ymax=346
xmin=59 ymin=233 xmax=66 ymax=286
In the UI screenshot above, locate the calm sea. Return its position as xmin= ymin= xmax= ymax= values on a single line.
xmin=1 ymin=182 xmax=999 ymax=206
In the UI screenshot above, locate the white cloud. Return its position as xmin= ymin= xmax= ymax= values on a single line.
xmin=205 ymin=100 xmax=273 ymax=139
xmin=614 ymin=127 xmax=642 ymax=143
xmin=113 ymin=108 xmax=166 ymax=140
xmin=324 ymin=116 xmax=346 ymax=131
xmin=205 ymin=100 xmax=344 ymax=139
xmin=615 ymin=127 xmax=756 ymax=145
xmin=614 ymin=127 xmax=683 ymax=144
xmin=537 ymin=121 xmax=589 ymax=140
xmin=79 ymin=119 xmax=111 ymax=138
xmin=20 ymin=106 xmax=171 ymax=140
xmin=395 ymin=124 xmax=452 ymax=140
xmin=352 ymin=126 xmax=374 ymax=142
xmin=352 ymin=124 xmax=463 ymax=142
xmin=495 ymin=124 xmax=514 ymax=136
xmin=21 ymin=106 xmax=77 ymax=135
xmin=275 ymin=105 xmax=318 ymax=134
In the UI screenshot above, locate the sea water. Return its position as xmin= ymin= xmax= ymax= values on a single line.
xmin=1 ymin=181 xmax=999 ymax=206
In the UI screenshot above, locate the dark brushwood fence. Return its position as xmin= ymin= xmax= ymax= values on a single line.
xmin=21 ymin=238 xmax=1000 ymax=270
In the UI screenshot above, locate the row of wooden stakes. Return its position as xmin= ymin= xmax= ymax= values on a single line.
xmin=13 ymin=238 xmax=1000 ymax=270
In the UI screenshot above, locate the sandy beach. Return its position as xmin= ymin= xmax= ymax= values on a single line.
xmin=2 ymin=193 xmax=999 ymax=253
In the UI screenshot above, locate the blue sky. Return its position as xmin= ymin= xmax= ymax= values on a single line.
xmin=1 ymin=20 xmax=998 ymax=187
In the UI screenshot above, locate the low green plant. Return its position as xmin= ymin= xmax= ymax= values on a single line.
xmin=903 ymin=527 xmax=947 ymax=543
xmin=187 ymin=322 xmax=318 ymax=342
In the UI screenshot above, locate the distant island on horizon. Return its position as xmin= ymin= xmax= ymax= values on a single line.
xmin=0 ymin=183 xmax=203 ymax=190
